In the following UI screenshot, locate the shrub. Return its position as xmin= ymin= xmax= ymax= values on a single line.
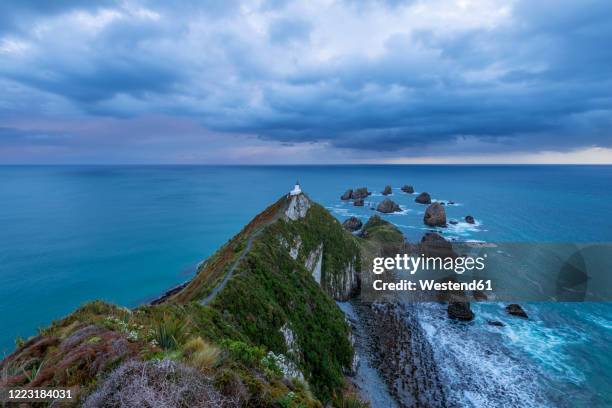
xmin=220 ymin=340 xmax=265 ymax=367
xmin=183 ymin=337 xmax=222 ymax=371
xmin=83 ymin=359 xmax=238 ymax=408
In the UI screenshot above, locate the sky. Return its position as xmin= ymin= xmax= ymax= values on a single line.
xmin=0 ymin=0 xmax=611 ymax=164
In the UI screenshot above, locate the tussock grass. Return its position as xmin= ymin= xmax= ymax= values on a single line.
xmin=183 ymin=337 xmax=222 ymax=371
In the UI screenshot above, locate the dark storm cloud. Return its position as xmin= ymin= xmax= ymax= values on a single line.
xmin=0 ymin=0 xmax=611 ymax=161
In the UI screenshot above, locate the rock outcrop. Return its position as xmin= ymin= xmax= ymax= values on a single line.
xmin=304 ymin=243 xmax=324 ymax=284
xmin=448 ymin=295 xmax=474 ymax=321
xmin=401 ymin=185 xmax=414 ymax=194
xmin=342 ymin=216 xmax=363 ymax=231
xmin=424 ymin=202 xmax=446 ymax=227
xmin=465 ymin=215 xmax=475 ymax=224
xmin=352 ymin=187 xmax=371 ymax=200
xmin=382 ymin=185 xmax=392 ymax=195
xmin=354 ymin=198 xmax=364 ymax=206
xmin=285 ymin=192 xmax=311 ymax=220
xmin=376 ymin=198 xmax=401 ymax=213
xmin=341 ymin=189 xmax=353 ymax=200
xmin=415 ymin=192 xmax=431 ymax=204
xmin=505 ymin=304 xmax=528 ymax=318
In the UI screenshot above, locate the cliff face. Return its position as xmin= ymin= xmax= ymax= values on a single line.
xmin=0 ymin=192 xmax=365 ymax=407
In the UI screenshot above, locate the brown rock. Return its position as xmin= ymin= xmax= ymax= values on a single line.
xmin=376 ymin=198 xmax=401 ymax=213
xmin=424 ymin=202 xmax=446 ymax=227
xmin=341 ymin=189 xmax=353 ymax=200
xmin=505 ymin=304 xmax=528 ymax=318
xmin=382 ymin=185 xmax=392 ymax=195
xmin=354 ymin=198 xmax=364 ymax=206
xmin=401 ymin=185 xmax=414 ymax=194
xmin=465 ymin=215 xmax=475 ymax=224
xmin=415 ymin=192 xmax=431 ymax=204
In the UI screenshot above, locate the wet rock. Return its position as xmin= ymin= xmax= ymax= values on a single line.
xmin=487 ymin=320 xmax=505 ymax=327
xmin=424 ymin=202 xmax=446 ymax=227
xmin=465 ymin=215 xmax=475 ymax=224
xmin=382 ymin=185 xmax=392 ymax=195
xmin=415 ymin=192 xmax=431 ymax=204
xmin=354 ymin=199 xmax=364 ymax=206
xmin=473 ymin=290 xmax=488 ymax=301
xmin=376 ymin=198 xmax=401 ymax=213
xmin=449 ymin=220 xmax=458 ymax=225
xmin=343 ymin=216 xmax=363 ymax=232
xmin=352 ymin=187 xmax=371 ymax=199
xmin=341 ymin=189 xmax=353 ymax=200
xmin=448 ymin=294 xmax=474 ymax=321
xmin=401 ymin=185 xmax=414 ymax=194
xmin=505 ymin=304 xmax=528 ymax=318
xmin=448 ymin=201 xmax=455 ymax=205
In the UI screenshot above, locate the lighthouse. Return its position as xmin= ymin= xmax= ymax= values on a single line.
xmin=290 ymin=180 xmax=302 ymax=196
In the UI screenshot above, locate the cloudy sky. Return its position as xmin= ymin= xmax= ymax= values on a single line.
xmin=1 ymin=0 xmax=611 ymax=164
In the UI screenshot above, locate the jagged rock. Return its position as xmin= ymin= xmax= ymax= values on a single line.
xmin=353 ymin=199 xmax=364 ymax=206
xmin=352 ymin=187 xmax=371 ymax=199
xmin=505 ymin=304 xmax=528 ymax=318
xmin=473 ymin=290 xmax=488 ymax=301
xmin=424 ymin=202 xmax=446 ymax=227
xmin=341 ymin=189 xmax=353 ymax=200
xmin=448 ymin=294 xmax=474 ymax=321
xmin=285 ymin=193 xmax=311 ymax=220
xmin=465 ymin=215 xmax=475 ymax=224
xmin=415 ymin=192 xmax=431 ymax=204
xmin=488 ymin=320 xmax=505 ymax=327
xmin=401 ymin=185 xmax=414 ymax=194
xmin=382 ymin=185 xmax=392 ymax=195
xmin=376 ymin=198 xmax=401 ymax=213
xmin=449 ymin=220 xmax=458 ymax=225
xmin=342 ymin=216 xmax=363 ymax=231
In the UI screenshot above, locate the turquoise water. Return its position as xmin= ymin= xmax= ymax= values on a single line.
xmin=1 ymin=165 xmax=611 ymax=405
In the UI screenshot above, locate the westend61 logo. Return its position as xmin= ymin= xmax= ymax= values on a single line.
xmin=372 ymin=253 xmax=487 ymax=275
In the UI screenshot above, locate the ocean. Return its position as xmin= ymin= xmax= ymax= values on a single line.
xmin=1 ymin=165 xmax=611 ymax=406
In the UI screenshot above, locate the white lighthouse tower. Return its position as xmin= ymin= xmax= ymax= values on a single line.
xmin=290 ymin=180 xmax=302 ymax=196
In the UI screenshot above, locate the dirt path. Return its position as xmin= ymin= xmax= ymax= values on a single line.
xmin=200 ymin=210 xmax=282 ymax=306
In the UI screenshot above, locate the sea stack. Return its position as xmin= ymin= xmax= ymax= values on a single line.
xmin=341 ymin=189 xmax=353 ymax=200
xmin=415 ymin=192 xmax=431 ymax=204
xmin=382 ymin=185 xmax=392 ymax=195
xmin=401 ymin=185 xmax=414 ymax=194
xmin=376 ymin=198 xmax=401 ymax=213
xmin=424 ymin=202 xmax=446 ymax=226
xmin=465 ymin=215 xmax=475 ymax=224
xmin=448 ymin=295 xmax=475 ymax=321
xmin=354 ymin=198 xmax=364 ymax=206
xmin=352 ymin=187 xmax=371 ymax=199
